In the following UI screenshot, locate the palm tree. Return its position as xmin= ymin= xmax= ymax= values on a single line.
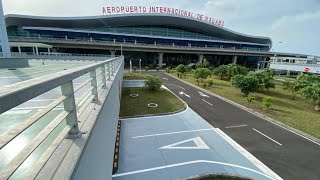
xmin=300 ymin=83 xmax=320 ymax=111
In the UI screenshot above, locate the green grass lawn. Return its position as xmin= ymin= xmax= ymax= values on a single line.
xmin=169 ymin=72 xmax=320 ymax=139
xmin=120 ymin=87 xmax=185 ymax=117
xmin=123 ymin=72 xmax=151 ymax=80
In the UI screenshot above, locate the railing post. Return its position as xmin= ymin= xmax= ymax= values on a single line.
xmin=90 ymin=70 xmax=99 ymax=102
xmin=61 ymin=81 xmax=81 ymax=138
xmin=101 ymin=64 xmax=107 ymax=88
xmin=108 ymin=62 xmax=112 ymax=80
xmin=111 ymin=61 xmax=114 ymax=76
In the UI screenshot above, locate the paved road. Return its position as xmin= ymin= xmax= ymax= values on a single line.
xmin=151 ymin=72 xmax=320 ymax=180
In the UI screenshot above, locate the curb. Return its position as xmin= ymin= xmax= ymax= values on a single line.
xmin=166 ymin=73 xmax=320 ymax=145
xmin=112 ymin=121 xmax=122 ymax=175
xmin=120 ymin=86 xmax=188 ymax=119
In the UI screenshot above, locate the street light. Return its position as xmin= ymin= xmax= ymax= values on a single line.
xmin=139 ymin=59 xmax=142 ymax=74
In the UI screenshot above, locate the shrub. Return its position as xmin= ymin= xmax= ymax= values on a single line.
xmin=194 ymin=68 xmax=211 ymax=82
xmin=246 ymin=96 xmax=256 ymax=104
xmin=176 ymin=64 xmax=187 ymax=74
xmin=231 ymin=75 xmax=259 ymax=96
xmin=207 ymin=79 xmax=214 ymax=87
xmin=133 ymin=66 xmax=137 ymax=72
xmin=177 ymin=72 xmax=182 ymax=78
xmin=165 ymin=67 xmax=171 ymax=73
xmin=196 ymin=79 xmax=200 ymax=86
xmin=202 ymin=83 xmax=208 ymax=88
xmin=262 ymin=96 xmax=274 ymax=110
xmin=145 ymin=66 xmax=149 ymax=71
xmin=213 ymin=65 xmax=228 ymax=80
xmin=144 ymin=76 xmax=163 ymax=91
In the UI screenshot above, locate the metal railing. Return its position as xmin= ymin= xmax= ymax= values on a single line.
xmin=270 ymin=61 xmax=320 ymax=67
xmin=8 ymin=36 xmax=268 ymax=52
xmin=0 ymin=52 xmax=113 ymax=58
xmin=0 ymin=56 xmax=124 ymax=179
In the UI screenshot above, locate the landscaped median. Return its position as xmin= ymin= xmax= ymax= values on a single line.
xmin=168 ymin=70 xmax=320 ymax=140
xmin=120 ymin=87 xmax=185 ymax=117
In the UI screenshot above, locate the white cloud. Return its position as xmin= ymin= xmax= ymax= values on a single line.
xmin=270 ymin=11 xmax=320 ymax=31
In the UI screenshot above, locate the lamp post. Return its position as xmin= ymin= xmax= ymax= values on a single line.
xmin=139 ymin=59 xmax=142 ymax=74
xmin=120 ymin=44 xmax=123 ymax=56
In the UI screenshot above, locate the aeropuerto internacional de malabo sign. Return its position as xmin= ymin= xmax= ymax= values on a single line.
xmin=102 ymin=6 xmax=225 ymax=27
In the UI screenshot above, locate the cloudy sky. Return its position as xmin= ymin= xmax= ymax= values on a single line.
xmin=3 ymin=0 xmax=320 ymax=56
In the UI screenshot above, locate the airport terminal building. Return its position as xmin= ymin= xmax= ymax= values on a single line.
xmin=5 ymin=11 xmax=275 ymax=67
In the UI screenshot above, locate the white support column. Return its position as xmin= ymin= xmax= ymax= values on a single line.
xmin=32 ymin=47 xmax=35 ymax=55
xmin=90 ymin=37 xmax=93 ymax=42
xmin=0 ymin=0 xmax=11 ymax=57
xmin=18 ymin=46 xmax=21 ymax=56
xmin=35 ymin=47 xmax=39 ymax=55
xmin=90 ymin=70 xmax=98 ymax=102
xmin=47 ymin=48 xmax=50 ymax=55
xmin=110 ymin=50 xmax=115 ymax=57
xmin=232 ymin=55 xmax=238 ymax=64
xmin=198 ymin=54 xmax=204 ymax=63
xmin=61 ymin=81 xmax=81 ymax=138
xmin=158 ymin=52 xmax=164 ymax=68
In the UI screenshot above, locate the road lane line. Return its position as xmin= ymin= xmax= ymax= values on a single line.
xmin=215 ymin=129 xmax=283 ymax=180
xmin=253 ymin=128 xmax=282 ymax=146
xmin=164 ymin=83 xmax=186 ymax=90
xmin=132 ymin=128 xmax=214 ymax=139
xmin=202 ymin=99 xmax=213 ymax=106
xmin=225 ymin=125 xmax=248 ymax=129
xmin=112 ymin=160 xmax=276 ymax=180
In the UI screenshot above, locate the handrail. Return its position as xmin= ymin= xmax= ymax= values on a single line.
xmin=0 ymin=57 xmax=119 ymax=114
xmin=0 ymin=56 xmax=124 ymax=179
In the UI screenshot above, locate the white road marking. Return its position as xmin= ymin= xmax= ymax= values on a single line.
xmin=159 ymin=137 xmax=210 ymax=150
xmin=2 ymin=110 xmax=32 ymax=115
xmin=179 ymin=91 xmax=190 ymax=98
xmin=162 ymin=78 xmax=168 ymax=80
xmin=215 ymin=129 xmax=283 ymax=180
xmin=112 ymin=160 xmax=276 ymax=180
xmin=253 ymin=128 xmax=282 ymax=146
xmin=164 ymin=83 xmax=185 ymax=90
xmin=202 ymin=99 xmax=213 ymax=106
xmin=199 ymin=91 xmax=209 ymax=97
xmin=225 ymin=125 xmax=248 ymax=129
xmin=132 ymin=128 xmax=214 ymax=139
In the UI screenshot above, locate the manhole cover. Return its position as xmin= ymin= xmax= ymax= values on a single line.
xmin=130 ymin=94 xmax=139 ymax=98
xmin=148 ymin=103 xmax=158 ymax=108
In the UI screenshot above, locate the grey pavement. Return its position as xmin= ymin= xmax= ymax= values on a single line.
xmin=150 ymin=71 xmax=320 ymax=180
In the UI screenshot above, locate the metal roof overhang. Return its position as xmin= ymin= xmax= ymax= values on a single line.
xmin=5 ymin=13 xmax=272 ymax=46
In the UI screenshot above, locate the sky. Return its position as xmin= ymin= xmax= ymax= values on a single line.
xmin=3 ymin=0 xmax=320 ymax=56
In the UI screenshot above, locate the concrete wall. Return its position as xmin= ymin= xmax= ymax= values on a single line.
xmin=0 ymin=58 xmax=29 ymax=68
xmin=71 ymin=63 xmax=123 ymax=180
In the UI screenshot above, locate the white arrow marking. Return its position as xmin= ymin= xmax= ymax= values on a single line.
xmin=179 ymin=91 xmax=190 ymax=98
xmin=198 ymin=91 xmax=209 ymax=97
xmin=162 ymin=78 xmax=168 ymax=80
xmin=159 ymin=137 xmax=209 ymax=149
